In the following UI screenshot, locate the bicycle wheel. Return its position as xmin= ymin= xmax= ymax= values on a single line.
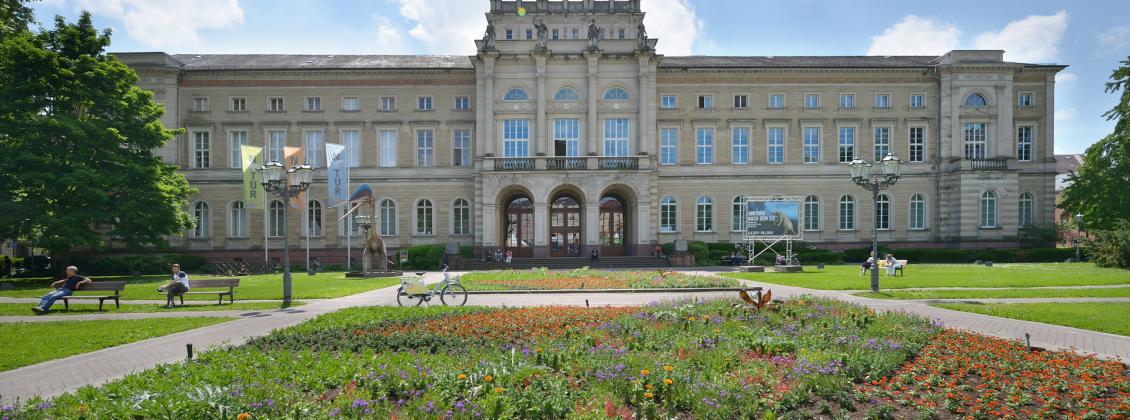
xmin=440 ymin=283 xmax=468 ymax=306
xmin=396 ymin=287 xmax=423 ymax=307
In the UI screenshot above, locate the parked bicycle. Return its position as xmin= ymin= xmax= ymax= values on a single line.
xmin=396 ymin=267 xmax=467 ymax=306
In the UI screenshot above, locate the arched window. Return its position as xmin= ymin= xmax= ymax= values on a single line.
xmin=696 ymin=196 xmax=714 ymax=232
xmin=980 ymin=191 xmax=998 ymax=228
xmin=191 ymin=201 xmax=210 ymax=238
xmin=838 ymin=195 xmax=855 ymax=230
xmin=909 ymin=193 xmax=927 ymax=230
xmin=731 ymin=196 xmax=745 ymax=231
xmin=660 ymin=196 xmax=677 ymax=233
xmin=803 ymin=195 xmax=820 ymax=231
xmin=875 ymin=194 xmax=891 ymax=230
xmin=964 ymin=93 xmax=987 ymax=107
xmin=268 ymin=200 xmax=285 ymax=237
xmin=379 ymin=199 xmax=397 ymax=236
xmin=1018 ymin=192 xmax=1034 ymax=227
xmin=229 ymin=201 xmax=248 ymax=238
xmin=603 ymin=87 xmax=630 ymax=101
xmin=504 ymin=87 xmax=529 ymax=101
xmin=306 ymin=200 xmax=323 ymax=237
xmin=416 ymin=198 xmax=434 ymax=235
xmin=452 ymin=198 xmax=471 ymax=235
xmin=554 ymin=87 xmax=580 ymax=101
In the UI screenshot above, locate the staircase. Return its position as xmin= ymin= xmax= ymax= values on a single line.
xmin=462 ymin=256 xmax=671 ymax=271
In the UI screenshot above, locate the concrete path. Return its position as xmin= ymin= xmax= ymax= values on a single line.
xmin=908 ymin=297 xmax=1130 ymax=304
xmin=0 ymin=297 xmax=308 ymax=305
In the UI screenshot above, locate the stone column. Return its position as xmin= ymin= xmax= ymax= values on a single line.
xmin=585 ymin=50 xmax=601 ymax=155
xmin=533 ymin=52 xmax=548 ymax=156
xmin=481 ymin=54 xmax=498 ymax=156
xmin=636 ymin=54 xmax=649 ymax=156
xmin=482 ymin=204 xmax=497 ymax=247
xmin=1044 ymin=73 xmax=1056 ymax=160
xmin=534 ymin=200 xmax=549 ymax=257
xmin=584 ymin=202 xmax=599 ymax=251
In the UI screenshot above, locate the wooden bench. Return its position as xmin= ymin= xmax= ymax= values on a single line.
xmin=876 ymin=259 xmax=909 ymax=276
xmin=158 ymin=278 xmax=239 ymax=305
xmin=61 ymin=281 xmax=125 ymax=311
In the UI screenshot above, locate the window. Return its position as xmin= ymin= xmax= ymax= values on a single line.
xmin=838 ymin=126 xmax=856 ymax=163
xmin=268 ymin=97 xmax=285 ymax=112
xmin=731 ymin=127 xmax=750 ymax=164
xmin=378 ymin=199 xmax=397 ymax=236
xmin=873 ymin=127 xmax=890 ymax=161
xmin=415 ymin=199 xmax=434 ymax=235
xmin=1018 ymin=92 xmax=1033 ymax=108
xmin=503 ymin=119 xmax=530 ymax=157
xmin=553 ymin=119 xmax=580 ymax=157
xmin=505 ymin=28 xmax=513 ymax=40
xmin=875 ymin=94 xmax=890 ymax=109
xmin=305 ymin=130 xmax=325 ymax=168
xmin=909 ymin=194 xmax=926 ymax=230
xmin=804 ymin=94 xmax=820 ymax=109
xmin=268 ymin=200 xmax=284 ymax=237
xmin=661 ymin=95 xmax=677 ymax=109
xmin=267 ymin=130 xmax=285 ymax=163
xmin=803 ymin=127 xmax=820 ymax=163
xmin=963 ymin=123 xmax=987 ymax=159
xmin=454 ymin=96 xmax=471 ymax=111
xmin=342 ymin=96 xmax=359 ymax=111
xmin=551 ymin=28 xmax=559 ymax=40
xmin=660 ymin=196 xmax=677 ymax=232
xmin=341 ymin=129 xmax=361 ymax=167
xmin=526 ymin=29 xmax=533 ymax=40
xmin=767 ymin=127 xmax=784 ymax=164
xmin=504 ymin=88 xmax=529 ymax=101
xmin=192 ymin=97 xmax=208 ymax=112
xmin=1017 ymin=126 xmax=1033 ymax=161
xmin=380 ymin=96 xmax=396 ymax=111
xmin=306 ymin=200 xmax=323 ymax=237
xmin=964 ymin=93 xmax=987 ymax=107
xmin=571 ymin=28 xmax=579 ymax=39
xmin=617 ymin=28 xmax=625 ymax=39
xmin=733 ymin=94 xmax=748 ymax=108
xmin=603 ymin=87 xmax=629 ymax=101
xmin=909 ymin=126 xmax=925 ymax=163
xmin=453 ymin=198 xmax=471 ymax=235
xmin=229 ymin=130 xmax=248 ymax=169
xmin=191 ymin=201 xmax=210 ymax=238
xmin=305 ymin=96 xmax=322 ymax=112
xmin=980 ymin=191 xmax=997 ymax=228
xmin=453 ymin=129 xmax=471 ymax=166
xmin=378 ymin=129 xmax=397 ymax=167
xmin=344 ymin=212 xmax=361 ymax=237
xmin=1018 ymin=192 xmax=1034 ymax=227
xmin=417 ymin=96 xmax=433 ymax=111
xmin=230 ymin=97 xmax=246 ymax=112
xmin=553 ymin=87 xmax=579 ymax=101
xmin=839 ymin=94 xmax=855 ymax=109
xmin=768 ymin=94 xmax=784 ymax=109
xmin=603 ymin=118 xmax=629 ymax=156
xmin=838 ymin=195 xmax=855 ymax=230
xmin=193 ymin=131 xmax=210 ymax=168
xmin=910 ymin=94 xmax=925 ymax=109
xmin=660 ymin=128 xmax=677 ymax=165
xmin=695 ymin=127 xmax=713 ymax=164
xmin=696 ymin=196 xmax=714 ymax=232
xmin=875 ymin=194 xmax=891 ymax=230
xmin=698 ymin=95 xmax=713 ymax=109
xmin=416 ymin=129 xmax=434 ymax=167
xmin=731 ymin=196 xmax=745 ymax=231
xmin=229 ymin=201 xmax=248 ymax=238
xmin=803 ymin=195 xmax=820 ymax=231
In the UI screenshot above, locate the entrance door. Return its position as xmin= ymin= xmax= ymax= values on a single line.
xmin=599 ymin=195 xmax=627 ymax=256
xmin=503 ymin=195 xmax=534 ymax=258
xmin=550 ymin=195 xmax=582 ymax=257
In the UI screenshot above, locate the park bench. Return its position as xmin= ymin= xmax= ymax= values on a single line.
xmin=876 ymin=259 xmax=909 ymax=276
xmin=721 ymin=256 xmax=748 ymax=266
xmin=158 ymin=278 xmax=240 ymax=305
xmin=61 ymin=281 xmax=125 ymax=311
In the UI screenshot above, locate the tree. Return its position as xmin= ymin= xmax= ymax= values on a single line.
xmin=1059 ymin=58 xmax=1130 ymax=230
xmin=0 ymin=12 xmax=196 ymax=258
xmin=0 ymin=0 xmax=37 ymax=37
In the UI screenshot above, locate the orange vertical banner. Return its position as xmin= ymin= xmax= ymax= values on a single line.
xmin=283 ymin=146 xmax=307 ymax=209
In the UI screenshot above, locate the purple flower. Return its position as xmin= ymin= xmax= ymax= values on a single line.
xmin=352 ymin=399 xmax=369 ymax=409
xmin=35 ymin=402 xmax=52 ymax=411
xmin=329 ymin=407 xmax=341 ymax=418
xmin=0 ymin=405 xmax=11 ymax=412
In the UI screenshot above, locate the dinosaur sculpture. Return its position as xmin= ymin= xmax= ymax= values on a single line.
xmin=340 ymin=184 xmax=390 ymax=272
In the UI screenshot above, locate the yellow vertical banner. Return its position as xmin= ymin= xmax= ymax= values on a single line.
xmin=239 ymin=145 xmax=264 ymax=208
xmin=283 ymin=146 xmax=306 ymax=209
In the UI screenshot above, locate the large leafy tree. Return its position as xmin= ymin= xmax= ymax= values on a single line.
xmin=0 ymin=12 xmax=196 ymax=257
xmin=0 ymin=0 xmax=37 ymax=37
xmin=1060 ymin=58 xmax=1130 ymax=230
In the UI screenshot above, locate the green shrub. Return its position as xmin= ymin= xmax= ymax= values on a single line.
xmin=403 ymin=244 xmax=450 ymax=270
xmin=88 ymin=254 xmax=208 ymax=275
xmin=1085 ymin=220 xmax=1130 ymax=269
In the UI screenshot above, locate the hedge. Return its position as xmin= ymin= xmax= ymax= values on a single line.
xmin=87 ymin=254 xmax=208 ymax=276
xmin=663 ymin=242 xmax=1076 ymax=266
xmin=401 ymin=245 xmax=474 ymax=270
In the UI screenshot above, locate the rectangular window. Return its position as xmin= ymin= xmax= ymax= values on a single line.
xmin=838 ymin=127 xmax=856 ymax=163
xmin=767 ymin=127 xmax=785 ymax=163
xmin=380 ymin=96 xmax=396 ymax=111
xmin=661 ymin=95 xmax=677 ymax=109
xmin=963 ymin=122 xmax=987 ymax=159
xmin=342 ymin=129 xmax=361 ymax=167
xmin=342 ymin=96 xmax=359 ymax=111
xmin=526 ymin=29 xmax=533 ymax=39
xmin=267 ymin=130 xmax=285 ymax=163
xmin=603 ymin=118 xmax=629 ymax=157
xmin=305 ymin=130 xmax=325 ymax=168
xmin=910 ymin=94 xmax=925 ymax=109
xmin=617 ymin=28 xmax=625 ymax=39
xmin=804 ymin=199 xmax=820 ymax=231
xmin=571 ymin=28 xmax=579 ymax=39
xmin=1018 ymin=92 xmax=1034 ymax=107
xmin=503 ymin=119 xmax=530 ymax=157
xmin=910 ymin=197 xmax=926 ymax=230
xmin=453 ymin=129 xmax=471 ymax=166
xmin=229 ymin=130 xmax=248 ymax=169
xmin=1017 ymin=126 xmax=1033 ymax=161
xmin=454 ymin=96 xmax=470 ymax=111
xmin=803 ymin=127 xmax=820 ymax=163
xmin=551 ymin=28 xmax=559 ymax=40
xmin=698 ymin=95 xmax=713 ymax=109
xmin=268 ymin=97 xmax=285 ymax=112
xmin=909 ymin=126 xmax=925 ymax=163
xmin=416 ymin=130 xmax=434 ymax=167
xmin=839 ymin=94 xmax=855 ymax=109
xmin=839 ymin=199 xmax=855 ymax=230
xmin=192 ymin=97 xmax=208 ymax=112
xmin=731 ymin=127 xmax=750 ymax=164
xmin=230 ymin=97 xmax=246 ymax=112
xmin=875 ymin=94 xmax=890 ymax=109
xmin=733 ymin=94 xmax=748 ymax=109
xmin=873 ymin=126 xmax=890 ymax=161
xmin=379 ymin=129 xmax=397 ymax=167
xmin=505 ymin=29 xmax=513 ymax=40
xmin=553 ymin=119 xmax=580 ymax=157
xmin=193 ymin=131 xmax=210 ymax=168
xmin=804 ymin=94 xmax=820 ymax=109
xmin=660 ymin=127 xmax=677 ymax=165
xmin=768 ymin=94 xmax=784 ymax=109
xmin=305 ymin=96 xmax=322 ymax=112
xmin=417 ymin=96 xmax=433 ymax=111
xmin=695 ymin=127 xmax=713 ymax=164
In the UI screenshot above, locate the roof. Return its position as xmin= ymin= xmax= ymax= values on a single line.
xmin=1054 ymin=154 xmax=1084 ymax=174
xmin=171 ymin=54 xmax=474 ymax=70
xmin=658 ymin=55 xmax=942 ymax=69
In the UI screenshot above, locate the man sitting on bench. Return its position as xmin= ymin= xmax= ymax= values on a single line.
xmin=157 ymin=263 xmax=190 ymax=309
xmin=32 ymin=265 xmax=91 ymax=315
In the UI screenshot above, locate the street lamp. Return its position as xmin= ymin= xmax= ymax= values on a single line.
xmin=848 ymin=153 xmax=902 ymax=292
xmin=258 ymin=161 xmax=315 ymax=303
xmin=1074 ymin=213 xmax=1084 ymax=263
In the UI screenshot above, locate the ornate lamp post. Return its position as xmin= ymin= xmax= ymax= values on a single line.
xmin=848 ymin=153 xmax=902 ymax=292
xmin=258 ymin=161 xmax=315 ymax=303
xmin=1074 ymin=213 xmax=1084 ymax=262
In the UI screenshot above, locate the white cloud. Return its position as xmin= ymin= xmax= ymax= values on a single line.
xmin=1098 ymin=25 xmax=1130 ymax=51
xmin=391 ymin=0 xmax=487 ymax=55
xmin=1056 ymin=72 xmax=1077 ymax=84
xmin=372 ymin=15 xmax=411 ymax=54
xmin=641 ymin=0 xmax=702 ymax=55
xmin=867 ymin=15 xmax=961 ymax=56
xmin=973 ymin=11 xmax=1068 ymax=63
xmin=75 ymin=0 xmax=243 ymax=48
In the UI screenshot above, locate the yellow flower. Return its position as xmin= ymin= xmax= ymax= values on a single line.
xmin=535 ymin=348 xmax=543 ymax=353
xmin=484 ymin=375 xmax=493 ymax=383
xmin=457 ymin=374 xmax=467 ymax=380
xmin=237 ymin=413 xmax=251 ymax=420
xmin=663 ymin=365 xmax=673 ymax=371
xmin=494 ymin=387 xmax=504 ymax=394
xmin=640 ymin=369 xmax=650 ymax=376
xmin=687 ymin=316 xmax=696 ymax=321
xmin=663 ymin=378 xmax=673 ymax=385
xmin=78 ymin=404 xmax=89 ymax=413
xmin=644 ymin=392 xmax=654 ymax=399
xmin=713 ymin=329 xmax=721 ymax=334
xmin=645 ymin=384 xmax=653 ymax=390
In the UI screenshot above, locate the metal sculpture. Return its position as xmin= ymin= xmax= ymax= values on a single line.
xmin=337 ymin=184 xmax=389 ymax=272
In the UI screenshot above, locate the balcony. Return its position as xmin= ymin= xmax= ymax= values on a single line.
xmin=487 ymin=156 xmax=647 ymax=171
xmin=492 ymin=157 xmax=535 ymax=171
xmin=967 ymin=158 xmax=1009 ymax=171
xmin=547 ymin=157 xmax=587 ymax=170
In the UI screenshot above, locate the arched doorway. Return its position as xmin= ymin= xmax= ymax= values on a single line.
xmin=503 ymin=195 xmax=534 ymax=257
xmin=599 ymin=194 xmax=628 ymax=256
xmin=550 ymin=194 xmax=582 ymax=257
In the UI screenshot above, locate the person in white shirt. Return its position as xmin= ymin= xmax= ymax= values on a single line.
xmin=157 ymin=263 xmax=190 ymax=308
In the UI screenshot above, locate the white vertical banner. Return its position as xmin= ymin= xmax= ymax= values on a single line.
xmin=326 ymin=143 xmax=349 ymax=206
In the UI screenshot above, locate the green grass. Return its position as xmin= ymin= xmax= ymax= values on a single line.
xmin=721 ymin=263 xmax=1130 ymax=290
xmin=854 ymin=287 xmax=1130 ymax=300
xmin=0 ymin=301 xmax=304 ymax=316
xmin=0 ymin=272 xmax=403 ymax=301
xmin=0 ymin=317 xmax=234 ymax=371
xmin=931 ymin=302 xmax=1130 ymax=337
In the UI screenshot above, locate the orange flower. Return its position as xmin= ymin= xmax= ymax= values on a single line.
xmin=484 ymin=375 xmax=493 ymax=383
xmin=663 ymin=378 xmax=673 ymax=385
xmin=640 ymin=369 xmax=650 ymax=376
xmin=644 ymin=392 xmax=654 ymax=399
xmin=457 ymin=374 xmax=467 ymax=380
xmin=645 ymin=384 xmax=653 ymax=390
xmin=237 ymin=414 xmax=251 ymax=420
xmin=663 ymin=365 xmax=673 ymax=371
xmin=494 ymin=387 xmax=504 ymax=394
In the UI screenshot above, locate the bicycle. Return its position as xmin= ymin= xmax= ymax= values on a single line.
xmin=396 ymin=267 xmax=468 ymax=306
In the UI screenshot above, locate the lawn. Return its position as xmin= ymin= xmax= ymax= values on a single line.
xmin=7 ymin=299 xmax=1129 ymax=418
xmin=932 ymin=302 xmax=1130 ymax=337
xmin=721 ymin=263 xmax=1130 ymax=290
xmin=459 ymin=267 xmax=739 ymax=291
xmin=0 ymin=301 xmax=303 ymax=316
xmin=0 ymin=317 xmax=234 ymax=371
xmin=0 ymin=272 xmax=403 ymax=301
xmin=854 ymin=286 xmax=1130 ymax=300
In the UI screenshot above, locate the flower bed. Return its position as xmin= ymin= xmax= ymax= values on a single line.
xmin=459 ymin=267 xmax=739 ymax=291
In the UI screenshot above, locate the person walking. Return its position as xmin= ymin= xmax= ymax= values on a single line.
xmin=157 ymin=263 xmax=191 ymax=309
xmin=32 ymin=265 xmax=90 ymax=315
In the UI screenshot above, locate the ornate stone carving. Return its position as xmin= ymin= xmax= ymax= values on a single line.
xmin=586 ymin=19 xmax=600 ymax=50
xmin=483 ymin=21 xmax=496 ymax=50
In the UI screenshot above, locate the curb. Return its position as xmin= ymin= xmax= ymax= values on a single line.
xmin=464 ymin=287 xmax=747 ymax=295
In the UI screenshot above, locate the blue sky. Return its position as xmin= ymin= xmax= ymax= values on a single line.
xmin=30 ymin=0 xmax=1130 ymax=154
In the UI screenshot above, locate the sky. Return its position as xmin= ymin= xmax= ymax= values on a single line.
xmin=28 ymin=0 xmax=1130 ymax=154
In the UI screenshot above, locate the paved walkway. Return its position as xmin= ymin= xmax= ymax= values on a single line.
xmin=908 ymin=297 xmax=1130 ymax=304
xmin=0 ymin=297 xmax=307 ymax=305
